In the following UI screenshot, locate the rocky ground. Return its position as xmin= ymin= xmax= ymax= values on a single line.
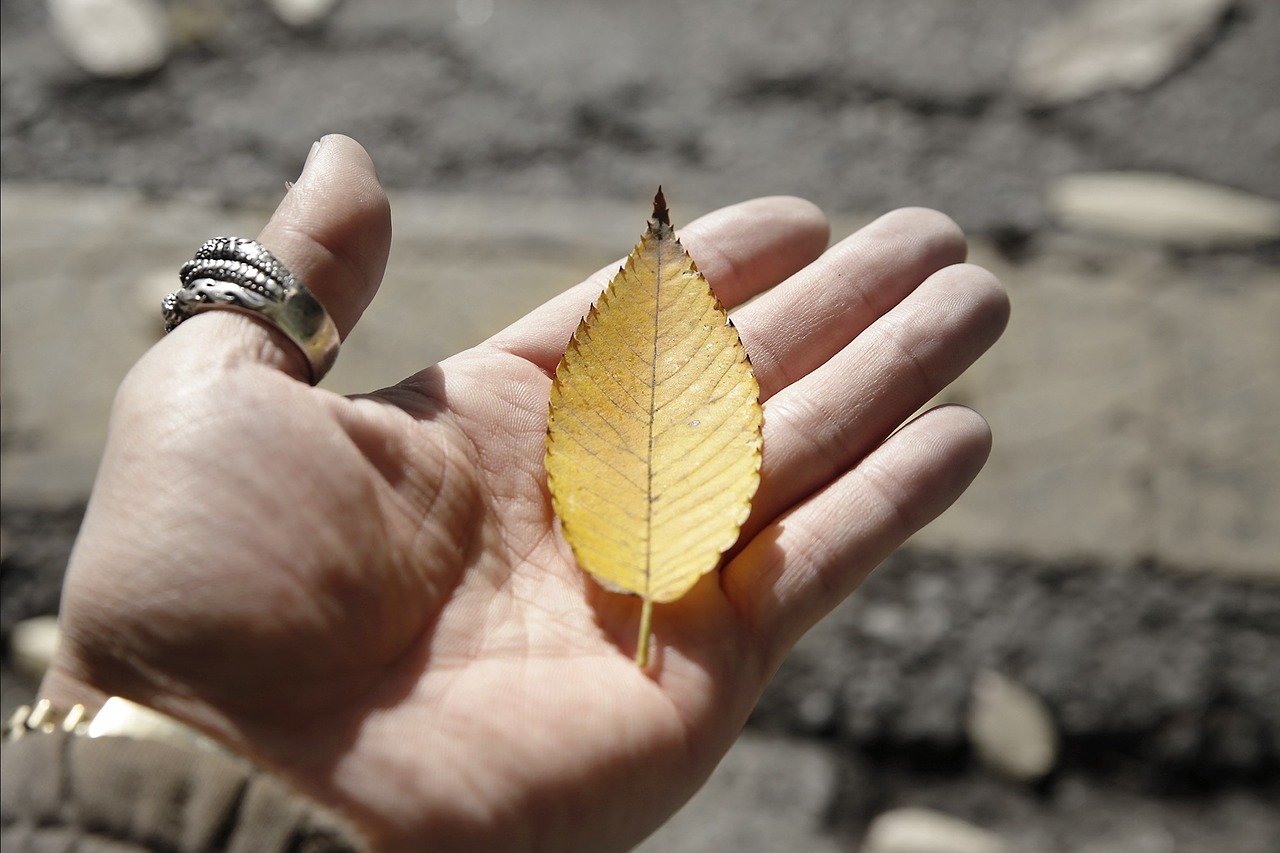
xmin=3 ymin=0 xmax=1279 ymax=850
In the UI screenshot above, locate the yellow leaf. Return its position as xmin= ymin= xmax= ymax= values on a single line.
xmin=546 ymin=189 xmax=763 ymax=667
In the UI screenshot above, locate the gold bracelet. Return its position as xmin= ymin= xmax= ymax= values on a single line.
xmin=4 ymin=697 xmax=232 ymax=755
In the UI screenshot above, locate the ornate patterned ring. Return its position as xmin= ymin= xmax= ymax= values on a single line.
xmin=162 ymin=237 xmax=340 ymax=384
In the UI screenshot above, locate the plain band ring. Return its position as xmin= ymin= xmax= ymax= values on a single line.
xmin=162 ymin=237 xmax=340 ymax=384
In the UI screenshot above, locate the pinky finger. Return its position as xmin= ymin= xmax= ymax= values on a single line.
xmin=725 ymin=404 xmax=993 ymax=670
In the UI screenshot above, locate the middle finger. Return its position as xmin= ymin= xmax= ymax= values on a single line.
xmin=747 ymin=260 xmax=1009 ymax=536
xmin=734 ymin=206 xmax=968 ymax=401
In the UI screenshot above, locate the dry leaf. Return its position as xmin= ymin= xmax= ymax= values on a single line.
xmin=546 ymin=189 xmax=763 ymax=667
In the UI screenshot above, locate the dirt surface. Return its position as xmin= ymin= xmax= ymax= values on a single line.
xmin=4 ymin=0 xmax=1279 ymax=232
xmin=3 ymin=0 xmax=1278 ymax=849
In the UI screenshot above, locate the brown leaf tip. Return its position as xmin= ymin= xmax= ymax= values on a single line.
xmin=652 ymin=186 xmax=670 ymax=226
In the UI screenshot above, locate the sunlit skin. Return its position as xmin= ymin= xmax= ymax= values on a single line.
xmin=42 ymin=134 xmax=1009 ymax=852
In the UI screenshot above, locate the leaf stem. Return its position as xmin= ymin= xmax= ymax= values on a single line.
xmin=635 ymin=597 xmax=654 ymax=668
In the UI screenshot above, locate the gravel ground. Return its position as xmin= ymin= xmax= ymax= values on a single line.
xmin=3 ymin=0 xmax=1278 ymax=849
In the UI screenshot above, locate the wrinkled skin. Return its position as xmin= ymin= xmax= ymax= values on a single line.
xmin=43 ymin=135 xmax=1009 ymax=851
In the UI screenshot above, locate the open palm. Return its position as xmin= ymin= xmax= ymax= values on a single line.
xmin=44 ymin=136 xmax=1008 ymax=852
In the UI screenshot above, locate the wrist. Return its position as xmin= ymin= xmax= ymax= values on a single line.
xmin=3 ymin=700 xmax=369 ymax=852
xmin=37 ymin=661 xmax=114 ymax=718
xmin=33 ymin=655 xmax=385 ymax=845
xmin=5 ymin=695 xmax=230 ymax=755
xmin=24 ymin=659 xmax=233 ymax=758
xmin=37 ymin=657 xmax=249 ymax=759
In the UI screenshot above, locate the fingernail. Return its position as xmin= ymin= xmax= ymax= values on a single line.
xmin=292 ymin=139 xmax=324 ymax=188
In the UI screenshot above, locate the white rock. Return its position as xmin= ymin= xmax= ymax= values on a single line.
xmin=1047 ymin=172 xmax=1280 ymax=247
xmin=455 ymin=0 xmax=495 ymax=28
xmin=966 ymin=670 xmax=1059 ymax=782
xmin=1015 ymin=0 xmax=1235 ymax=104
xmin=48 ymin=0 xmax=170 ymax=78
xmin=861 ymin=807 xmax=1010 ymax=853
xmin=266 ymin=0 xmax=341 ymax=28
xmin=9 ymin=615 xmax=61 ymax=684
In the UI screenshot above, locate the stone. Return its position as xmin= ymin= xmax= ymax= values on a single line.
xmin=1045 ymin=172 xmax=1280 ymax=247
xmin=9 ymin=616 xmax=61 ymax=684
xmin=966 ymin=671 xmax=1059 ymax=782
xmin=914 ymin=234 xmax=1280 ymax=580
xmin=1015 ymin=0 xmax=1236 ymax=104
xmin=861 ymin=807 xmax=1010 ymax=853
xmin=47 ymin=0 xmax=170 ymax=78
xmin=266 ymin=0 xmax=341 ymax=28
xmin=454 ymin=0 xmax=495 ymax=28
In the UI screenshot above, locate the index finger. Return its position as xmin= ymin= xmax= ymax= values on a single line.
xmin=484 ymin=196 xmax=831 ymax=375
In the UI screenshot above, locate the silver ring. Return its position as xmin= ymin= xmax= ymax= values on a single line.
xmin=162 ymin=237 xmax=340 ymax=384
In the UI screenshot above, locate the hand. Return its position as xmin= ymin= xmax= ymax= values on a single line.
xmin=42 ymin=135 xmax=1009 ymax=851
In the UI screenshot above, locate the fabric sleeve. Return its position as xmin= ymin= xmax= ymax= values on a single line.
xmin=1 ymin=729 xmax=367 ymax=852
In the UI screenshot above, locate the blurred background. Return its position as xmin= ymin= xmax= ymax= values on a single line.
xmin=2 ymin=0 xmax=1278 ymax=850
